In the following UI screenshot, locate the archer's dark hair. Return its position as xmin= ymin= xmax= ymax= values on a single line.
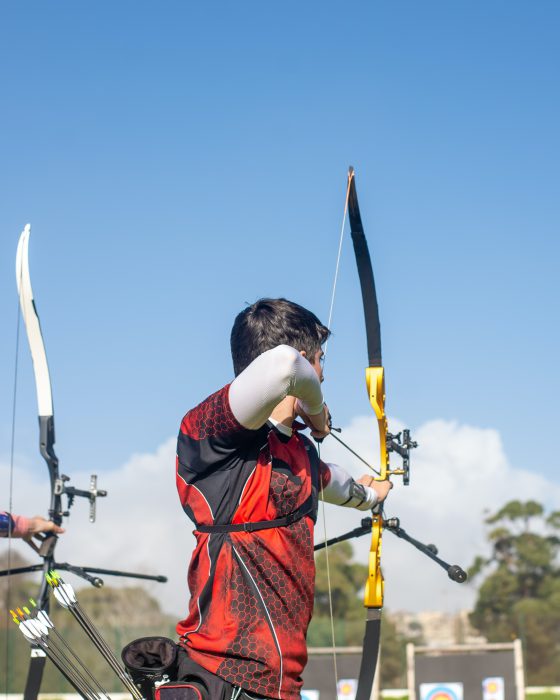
xmin=230 ymin=298 xmax=331 ymax=376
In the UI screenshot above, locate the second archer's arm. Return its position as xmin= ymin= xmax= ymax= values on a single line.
xmin=0 ymin=512 xmax=64 ymax=539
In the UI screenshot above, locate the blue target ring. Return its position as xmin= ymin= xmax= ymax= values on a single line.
xmin=424 ymin=686 xmax=460 ymax=700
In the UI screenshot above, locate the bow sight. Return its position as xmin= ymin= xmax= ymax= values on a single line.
xmin=54 ymin=473 xmax=107 ymax=522
xmin=386 ymin=429 xmax=418 ymax=486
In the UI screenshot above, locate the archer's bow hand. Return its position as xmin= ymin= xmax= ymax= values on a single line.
xmin=295 ymin=401 xmax=331 ymax=440
xmin=23 ymin=516 xmax=65 ymax=541
xmin=357 ymin=475 xmax=393 ymax=504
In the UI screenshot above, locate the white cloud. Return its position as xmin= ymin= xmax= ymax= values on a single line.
xmin=2 ymin=417 xmax=559 ymax=622
xmin=317 ymin=415 xmax=560 ymax=613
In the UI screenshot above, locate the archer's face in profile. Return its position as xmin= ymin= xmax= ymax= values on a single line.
xmin=307 ymin=349 xmax=324 ymax=383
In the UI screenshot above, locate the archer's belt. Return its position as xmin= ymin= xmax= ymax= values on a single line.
xmin=196 ymin=495 xmax=314 ymax=534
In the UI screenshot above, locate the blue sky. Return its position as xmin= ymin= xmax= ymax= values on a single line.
xmin=1 ymin=2 xmax=559 ymax=612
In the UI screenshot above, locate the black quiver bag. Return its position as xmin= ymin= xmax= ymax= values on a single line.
xmin=122 ymin=636 xmax=179 ymax=700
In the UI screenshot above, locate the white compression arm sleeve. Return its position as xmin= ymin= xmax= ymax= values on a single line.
xmin=229 ymin=345 xmax=324 ymax=430
xmin=320 ymin=462 xmax=378 ymax=511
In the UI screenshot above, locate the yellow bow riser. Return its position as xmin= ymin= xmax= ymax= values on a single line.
xmin=365 ymin=366 xmax=407 ymax=481
xmin=364 ymin=512 xmax=384 ymax=608
xmin=365 ymin=366 xmax=388 ymax=477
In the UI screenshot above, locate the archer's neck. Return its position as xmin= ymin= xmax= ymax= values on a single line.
xmin=270 ymin=396 xmax=296 ymax=431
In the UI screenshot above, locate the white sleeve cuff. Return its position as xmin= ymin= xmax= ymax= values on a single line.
xmin=320 ymin=462 xmax=378 ymax=510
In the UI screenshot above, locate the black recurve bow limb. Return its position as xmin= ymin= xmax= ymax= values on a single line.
xmin=347 ymin=168 xmax=415 ymax=700
xmin=317 ymin=169 xmax=465 ymax=698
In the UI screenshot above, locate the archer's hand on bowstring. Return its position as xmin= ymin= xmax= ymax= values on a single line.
xmin=295 ymin=400 xmax=331 ymax=440
xmin=357 ymin=475 xmax=393 ymax=504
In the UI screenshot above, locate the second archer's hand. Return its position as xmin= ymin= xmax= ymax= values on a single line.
xmin=24 ymin=516 xmax=65 ymax=540
xmin=357 ymin=475 xmax=393 ymax=504
xmin=295 ymin=401 xmax=331 ymax=440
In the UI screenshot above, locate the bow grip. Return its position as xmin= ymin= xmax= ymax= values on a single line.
xmin=364 ymin=511 xmax=384 ymax=608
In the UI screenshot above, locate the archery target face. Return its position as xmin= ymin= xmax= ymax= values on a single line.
xmin=337 ymin=678 xmax=357 ymax=698
xmin=420 ymin=683 xmax=464 ymax=700
xmin=482 ymin=677 xmax=505 ymax=700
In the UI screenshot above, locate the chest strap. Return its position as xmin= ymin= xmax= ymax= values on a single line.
xmin=196 ymin=494 xmax=315 ymax=534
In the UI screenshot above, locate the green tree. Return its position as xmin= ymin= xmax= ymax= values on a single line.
xmin=313 ymin=542 xmax=369 ymax=621
xmin=469 ymin=500 xmax=560 ymax=684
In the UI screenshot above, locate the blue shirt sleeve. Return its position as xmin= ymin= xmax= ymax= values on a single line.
xmin=0 ymin=512 xmax=15 ymax=537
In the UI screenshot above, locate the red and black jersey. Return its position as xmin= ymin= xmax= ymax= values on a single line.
xmin=176 ymin=384 xmax=322 ymax=700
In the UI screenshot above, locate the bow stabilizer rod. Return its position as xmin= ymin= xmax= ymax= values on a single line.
xmin=314 ymin=515 xmax=467 ymax=584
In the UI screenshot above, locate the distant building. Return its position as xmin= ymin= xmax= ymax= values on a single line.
xmin=390 ymin=609 xmax=486 ymax=647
